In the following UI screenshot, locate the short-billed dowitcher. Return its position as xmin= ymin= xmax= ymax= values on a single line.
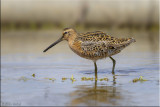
xmin=43 ymin=28 xmax=136 ymax=80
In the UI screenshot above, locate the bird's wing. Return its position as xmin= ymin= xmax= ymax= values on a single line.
xmin=78 ymin=31 xmax=115 ymax=54
xmin=81 ymin=41 xmax=122 ymax=51
xmin=78 ymin=31 xmax=115 ymax=42
xmin=80 ymin=41 xmax=109 ymax=57
xmin=78 ymin=31 xmax=136 ymax=56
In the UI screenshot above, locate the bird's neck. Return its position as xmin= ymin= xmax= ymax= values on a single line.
xmin=68 ymin=33 xmax=78 ymax=45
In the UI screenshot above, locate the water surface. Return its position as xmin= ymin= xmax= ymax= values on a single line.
xmin=1 ymin=30 xmax=159 ymax=106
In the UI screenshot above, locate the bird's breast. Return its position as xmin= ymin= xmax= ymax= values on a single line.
xmin=68 ymin=40 xmax=83 ymax=56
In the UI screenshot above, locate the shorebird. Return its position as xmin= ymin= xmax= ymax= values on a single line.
xmin=43 ymin=28 xmax=136 ymax=80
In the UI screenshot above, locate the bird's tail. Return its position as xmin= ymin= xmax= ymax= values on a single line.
xmin=107 ymin=37 xmax=136 ymax=56
xmin=119 ymin=38 xmax=136 ymax=46
xmin=114 ymin=37 xmax=136 ymax=50
xmin=129 ymin=37 xmax=136 ymax=43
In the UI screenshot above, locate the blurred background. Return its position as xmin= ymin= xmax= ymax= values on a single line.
xmin=1 ymin=0 xmax=159 ymax=54
xmin=1 ymin=0 xmax=159 ymax=29
xmin=1 ymin=0 xmax=159 ymax=106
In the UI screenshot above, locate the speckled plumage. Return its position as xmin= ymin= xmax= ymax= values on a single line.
xmin=43 ymin=28 xmax=136 ymax=78
xmin=66 ymin=29 xmax=136 ymax=61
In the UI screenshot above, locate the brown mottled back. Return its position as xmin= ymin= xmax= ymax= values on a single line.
xmin=69 ymin=31 xmax=136 ymax=61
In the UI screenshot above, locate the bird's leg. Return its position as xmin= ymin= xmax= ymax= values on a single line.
xmin=109 ymin=56 xmax=116 ymax=75
xmin=94 ymin=62 xmax=98 ymax=81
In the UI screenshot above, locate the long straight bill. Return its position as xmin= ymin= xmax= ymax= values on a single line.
xmin=43 ymin=36 xmax=63 ymax=52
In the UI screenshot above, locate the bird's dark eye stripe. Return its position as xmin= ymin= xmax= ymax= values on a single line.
xmin=64 ymin=32 xmax=68 ymax=34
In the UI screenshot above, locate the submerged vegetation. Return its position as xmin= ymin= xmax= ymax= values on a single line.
xmin=44 ymin=77 xmax=56 ymax=82
xmin=32 ymin=74 xmax=35 ymax=78
xmin=13 ymin=74 xmax=150 ymax=83
xmin=81 ymin=77 xmax=94 ymax=81
xmin=132 ymin=76 xmax=148 ymax=83
xmin=18 ymin=76 xmax=29 ymax=82
xmin=62 ymin=77 xmax=67 ymax=81
xmin=20 ymin=74 xmax=149 ymax=83
xmin=70 ymin=75 xmax=76 ymax=83
xmin=81 ymin=77 xmax=109 ymax=81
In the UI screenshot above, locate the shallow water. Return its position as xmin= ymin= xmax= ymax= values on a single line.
xmin=1 ymin=30 xmax=159 ymax=106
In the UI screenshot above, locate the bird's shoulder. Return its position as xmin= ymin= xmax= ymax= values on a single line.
xmin=77 ymin=31 xmax=117 ymax=42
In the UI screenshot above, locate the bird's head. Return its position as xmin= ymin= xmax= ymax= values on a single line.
xmin=62 ymin=28 xmax=76 ymax=40
xmin=43 ymin=28 xmax=77 ymax=52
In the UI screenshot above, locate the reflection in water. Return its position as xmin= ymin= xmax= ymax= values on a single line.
xmin=70 ymin=75 xmax=127 ymax=106
xmin=1 ymin=30 xmax=159 ymax=106
xmin=113 ymin=75 xmax=116 ymax=85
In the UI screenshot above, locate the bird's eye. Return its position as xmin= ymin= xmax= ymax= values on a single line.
xmin=64 ymin=32 xmax=68 ymax=35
